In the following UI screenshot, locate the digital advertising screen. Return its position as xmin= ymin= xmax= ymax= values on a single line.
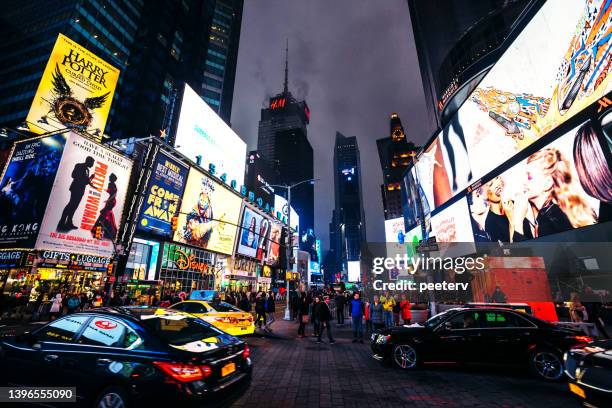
xmin=274 ymin=194 xmax=299 ymax=236
xmin=137 ymin=151 xmax=188 ymax=236
xmin=26 ymin=34 xmax=120 ymax=138
xmin=265 ymin=221 xmax=282 ymax=266
xmin=430 ymin=197 xmax=476 ymax=258
xmin=460 ymin=0 xmax=611 ymax=183
xmin=237 ymin=206 xmax=264 ymax=258
xmin=0 ymin=134 xmax=66 ymax=248
xmin=347 ymin=260 xmax=361 ymax=282
xmin=173 ymin=167 xmax=242 ymax=255
xmin=467 ymin=120 xmax=611 ymax=243
xmin=36 ymin=132 xmax=133 ymax=257
xmin=174 ymin=84 xmax=247 ymax=186
xmin=401 ymin=167 xmax=424 ymax=230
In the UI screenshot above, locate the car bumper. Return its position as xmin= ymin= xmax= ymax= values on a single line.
xmin=568 ymin=380 xmax=612 ymax=408
xmin=223 ymin=325 xmax=255 ymax=336
xmin=370 ymin=339 xmax=391 ymax=361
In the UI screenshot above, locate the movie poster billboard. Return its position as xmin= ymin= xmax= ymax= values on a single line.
xmin=36 ymin=132 xmax=133 ymax=257
xmin=460 ymin=0 xmax=611 ymax=183
xmin=237 ymin=206 xmax=264 ymax=258
xmin=265 ymin=222 xmax=282 ymax=266
xmin=174 ymin=85 xmax=247 ymax=185
xmin=467 ymin=120 xmax=610 ymax=243
xmin=26 ymin=34 xmax=120 ymax=138
xmin=173 ymin=167 xmax=242 ymax=255
xmin=137 ymin=151 xmax=188 ymax=236
xmin=0 ymin=134 xmax=66 ymax=247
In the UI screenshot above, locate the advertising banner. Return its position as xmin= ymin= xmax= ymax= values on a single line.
xmin=36 ymin=132 xmax=133 ymax=257
xmin=274 ymin=194 xmax=299 ymax=235
xmin=265 ymin=221 xmax=282 ymax=266
xmin=173 ymin=167 xmax=242 ymax=255
xmin=429 ymin=197 xmax=476 ymax=258
xmin=467 ymin=120 xmax=610 ymax=243
xmin=26 ymin=34 xmax=120 ymax=137
xmin=138 ymin=151 xmax=188 ymax=236
xmin=0 ymin=134 xmax=66 ymax=247
xmin=237 ymin=206 xmax=264 ymax=258
xmin=174 ymin=84 xmax=247 ymax=186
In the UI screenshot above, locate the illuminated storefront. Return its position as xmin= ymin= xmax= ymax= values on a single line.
xmin=257 ymin=265 xmax=272 ymax=292
xmin=123 ymin=238 xmax=161 ymax=303
xmin=159 ymin=242 xmax=216 ymax=296
xmin=223 ymin=256 xmax=258 ymax=293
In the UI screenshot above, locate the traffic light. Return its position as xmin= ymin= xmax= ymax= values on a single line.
xmin=171 ymin=216 xmax=179 ymax=231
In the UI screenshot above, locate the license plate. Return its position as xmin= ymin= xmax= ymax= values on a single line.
xmin=221 ymin=362 xmax=236 ymax=377
xmin=569 ymin=383 xmax=585 ymax=399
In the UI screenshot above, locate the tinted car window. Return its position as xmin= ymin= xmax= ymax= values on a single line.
xmin=77 ymin=317 xmax=142 ymax=349
xmin=484 ymin=311 xmax=535 ymax=328
xmin=447 ymin=311 xmax=483 ymax=329
xmin=208 ymin=302 xmax=240 ymax=313
xmin=141 ymin=315 xmax=221 ymax=346
xmin=36 ymin=315 xmax=89 ymax=343
xmin=172 ymin=302 xmax=207 ymax=314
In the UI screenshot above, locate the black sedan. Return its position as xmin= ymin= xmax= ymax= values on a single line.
xmin=0 ymin=307 xmax=252 ymax=407
xmin=565 ymin=339 xmax=612 ymax=407
xmin=371 ymin=307 xmax=592 ymax=380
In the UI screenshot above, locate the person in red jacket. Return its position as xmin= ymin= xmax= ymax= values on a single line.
xmin=400 ymin=293 xmax=412 ymax=325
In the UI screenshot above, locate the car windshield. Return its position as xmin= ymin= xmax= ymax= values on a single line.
xmin=207 ymin=301 xmax=241 ymax=313
xmin=423 ymin=310 xmax=451 ymax=328
xmin=139 ymin=311 xmax=222 ymax=346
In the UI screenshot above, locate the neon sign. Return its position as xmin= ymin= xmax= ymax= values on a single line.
xmin=270 ymin=97 xmax=286 ymax=109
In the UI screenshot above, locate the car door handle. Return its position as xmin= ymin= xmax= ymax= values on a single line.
xmin=44 ymin=354 xmax=59 ymax=362
xmin=97 ymin=358 xmax=112 ymax=365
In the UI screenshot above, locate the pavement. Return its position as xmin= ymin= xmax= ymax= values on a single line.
xmin=230 ymin=313 xmax=580 ymax=408
xmin=0 ymin=309 xmax=582 ymax=408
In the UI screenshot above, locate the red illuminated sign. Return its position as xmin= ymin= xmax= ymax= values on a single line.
xmin=304 ymin=105 xmax=310 ymax=122
xmin=270 ymin=97 xmax=286 ymax=109
xmin=95 ymin=320 xmax=117 ymax=330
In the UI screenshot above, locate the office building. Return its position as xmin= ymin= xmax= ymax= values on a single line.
xmin=330 ymin=132 xmax=366 ymax=272
xmin=377 ymin=113 xmax=417 ymax=219
xmin=256 ymin=44 xmax=314 ymax=234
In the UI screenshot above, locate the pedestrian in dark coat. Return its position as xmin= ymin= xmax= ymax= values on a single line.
xmin=255 ymin=293 xmax=267 ymax=329
xmin=316 ymin=296 xmax=335 ymax=343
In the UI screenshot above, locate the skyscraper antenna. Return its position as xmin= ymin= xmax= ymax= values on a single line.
xmin=283 ymin=39 xmax=289 ymax=94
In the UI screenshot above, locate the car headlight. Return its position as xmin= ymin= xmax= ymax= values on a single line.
xmin=377 ymin=335 xmax=392 ymax=344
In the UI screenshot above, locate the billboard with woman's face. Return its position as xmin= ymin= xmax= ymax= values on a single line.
xmin=467 ymin=120 xmax=611 ymax=243
xmin=237 ymin=206 xmax=263 ymax=258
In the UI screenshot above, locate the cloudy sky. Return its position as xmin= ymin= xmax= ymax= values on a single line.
xmin=231 ymin=0 xmax=431 ymax=252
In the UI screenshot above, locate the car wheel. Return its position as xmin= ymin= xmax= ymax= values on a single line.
xmin=95 ymin=386 xmax=128 ymax=408
xmin=392 ymin=344 xmax=418 ymax=369
xmin=530 ymin=349 xmax=564 ymax=381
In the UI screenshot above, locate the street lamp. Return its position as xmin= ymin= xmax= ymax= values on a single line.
xmin=270 ymin=178 xmax=319 ymax=320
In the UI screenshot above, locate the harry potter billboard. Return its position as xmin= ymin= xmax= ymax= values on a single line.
xmin=26 ymin=34 xmax=120 ymax=138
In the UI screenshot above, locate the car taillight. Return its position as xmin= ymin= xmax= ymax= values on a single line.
xmin=242 ymin=344 xmax=250 ymax=359
xmin=248 ymin=316 xmax=254 ymax=323
xmin=568 ymin=335 xmax=593 ymax=345
xmin=153 ymin=361 xmax=212 ymax=382
xmin=215 ymin=317 xmax=231 ymax=323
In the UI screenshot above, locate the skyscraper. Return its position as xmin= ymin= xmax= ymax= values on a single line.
xmin=256 ymin=43 xmax=313 ymax=234
xmin=110 ymin=0 xmax=243 ymax=140
xmin=377 ymin=113 xmax=417 ymax=220
xmin=330 ymin=132 xmax=366 ymax=275
xmin=0 ymin=0 xmax=142 ymax=131
xmin=0 ymin=0 xmax=243 ymax=140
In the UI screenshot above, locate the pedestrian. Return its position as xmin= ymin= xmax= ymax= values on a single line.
xmin=239 ymin=292 xmax=251 ymax=312
xmin=351 ymin=292 xmax=364 ymax=343
xmin=370 ymin=295 xmax=384 ymax=332
xmin=381 ymin=291 xmax=395 ymax=327
xmin=297 ymin=292 xmax=310 ymax=337
xmin=335 ymin=291 xmax=345 ymax=325
xmin=255 ymin=292 xmax=267 ymax=329
xmin=49 ymin=293 xmax=62 ymax=320
xmin=400 ymin=294 xmax=412 ymax=325
xmin=364 ymin=298 xmax=371 ymax=336
xmin=312 ymin=296 xmax=322 ymax=337
xmin=265 ymin=291 xmax=276 ymax=332
xmin=316 ymin=296 xmax=335 ymax=343
xmin=392 ymin=294 xmax=401 ymax=326
xmin=66 ymin=293 xmax=80 ymax=314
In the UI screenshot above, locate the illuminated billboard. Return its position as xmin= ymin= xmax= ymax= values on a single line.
xmin=237 ymin=206 xmax=264 ymax=258
xmin=0 ymin=134 xmax=67 ymax=248
xmin=274 ymin=194 xmax=299 ymax=235
xmin=137 ymin=151 xmax=188 ymax=236
xmin=174 ymin=84 xmax=247 ymax=186
xmin=173 ymin=167 xmax=242 ymax=255
xmin=429 ymin=197 xmax=475 ymax=258
xmin=467 ymin=120 xmax=610 ymax=242
xmin=347 ymin=261 xmax=361 ymax=282
xmin=461 ymin=0 xmax=612 ymax=183
xmin=265 ymin=221 xmax=282 ymax=266
xmin=36 ymin=132 xmax=133 ymax=257
xmin=26 ymin=34 xmax=120 ymax=138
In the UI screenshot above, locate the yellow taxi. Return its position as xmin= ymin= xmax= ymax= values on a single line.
xmin=170 ymin=300 xmax=255 ymax=336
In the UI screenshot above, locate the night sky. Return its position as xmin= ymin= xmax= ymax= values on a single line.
xmin=231 ymin=0 xmax=432 ymax=252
